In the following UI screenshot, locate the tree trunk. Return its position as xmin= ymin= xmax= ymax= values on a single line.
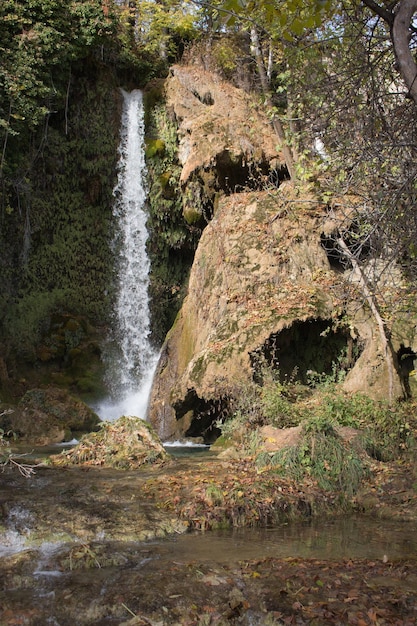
xmin=336 ymin=237 xmax=404 ymax=404
xmin=392 ymin=0 xmax=417 ymax=104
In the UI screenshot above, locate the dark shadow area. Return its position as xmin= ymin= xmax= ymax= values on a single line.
xmin=185 ymin=155 xmax=289 ymax=227
xmin=215 ymin=150 xmax=288 ymax=196
xmin=397 ymin=343 xmax=417 ymax=398
xmin=171 ymin=319 xmax=364 ymax=442
xmin=320 ymin=220 xmax=373 ymax=271
xmin=249 ymin=318 xmax=363 ymax=385
xmin=173 ymin=388 xmax=229 ymax=444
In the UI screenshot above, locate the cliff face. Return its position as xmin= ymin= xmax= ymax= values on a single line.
xmin=148 ymin=64 xmax=417 ymax=443
xmin=165 ymin=65 xmax=286 ymax=223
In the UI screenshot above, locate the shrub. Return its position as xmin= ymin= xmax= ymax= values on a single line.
xmin=256 ymin=414 xmax=368 ymax=495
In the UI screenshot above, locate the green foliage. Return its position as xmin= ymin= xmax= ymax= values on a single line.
xmin=0 ymin=0 xmax=116 ymax=139
xmin=260 ymin=374 xmax=301 ymax=428
xmin=217 ymin=371 xmax=302 ymax=453
xmin=218 ymin=406 xmax=263 ymax=454
xmin=309 ymin=389 xmax=416 ymax=462
xmin=361 ymin=407 xmax=416 ymax=462
xmin=220 ymin=367 xmax=416 ymax=496
xmin=1 ymin=69 xmax=119 ymax=364
xmin=256 ymin=413 xmax=367 ymax=495
xmin=2 ymin=290 xmax=68 ymax=361
xmin=145 ymin=138 xmax=166 ymax=158
xmin=144 ymin=97 xmax=200 ymax=341
xmin=312 ymin=389 xmax=379 ymax=429
xmin=209 ymin=0 xmax=333 ymax=36
xmin=132 ymin=0 xmax=199 ymax=59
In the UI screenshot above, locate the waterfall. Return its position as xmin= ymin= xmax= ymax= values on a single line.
xmin=97 ymin=89 xmax=158 ymax=421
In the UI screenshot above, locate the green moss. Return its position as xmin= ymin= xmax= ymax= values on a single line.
xmin=145 ymin=138 xmax=165 ymax=158
xmin=183 ymin=205 xmax=204 ymax=225
xmin=190 ymin=355 xmax=207 ymax=384
xmin=0 ymin=67 xmax=119 ymax=390
xmin=0 ymin=66 xmax=120 ymax=398
xmin=178 ymin=314 xmax=196 ymax=373
xmin=145 ymin=101 xmax=200 ymax=342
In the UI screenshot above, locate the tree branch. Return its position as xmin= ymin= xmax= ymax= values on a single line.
xmin=391 ymin=0 xmax=417 ymax=104
xmin=361 ymin=0 xmax=394 ymax=25
xmin=336 ymin=237 xmax=403 ymax=403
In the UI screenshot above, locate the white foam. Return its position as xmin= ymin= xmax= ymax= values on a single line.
xmin=163 ymin=440 xmax=209 ymax=448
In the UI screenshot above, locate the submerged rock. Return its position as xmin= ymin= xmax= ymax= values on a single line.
xmin=51 ymin=415 xmax=169 ymax=469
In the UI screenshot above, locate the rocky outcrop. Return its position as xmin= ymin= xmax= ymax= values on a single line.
xmin=165 ymin=65 xmax=286 ymax=224
xmin=1 ymin=387 xmax=100 ymax=445
xmin=148 ymin=188 xmax=364 ymax=441
xmin=148 ymin=67 xmax=417 ymax=443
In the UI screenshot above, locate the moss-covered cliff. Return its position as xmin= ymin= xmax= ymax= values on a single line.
xmin=0 ymin=62 xmax=122 ymax=399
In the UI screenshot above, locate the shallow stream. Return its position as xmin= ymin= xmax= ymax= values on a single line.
xmin=1 ymin=444 xmax=416 ymax=625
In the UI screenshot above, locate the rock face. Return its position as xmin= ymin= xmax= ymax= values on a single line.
xmin=148 ymin=189 xmax=361 ymax=441
xmin=165 ymin=65 xmax=286 ymax=224
xmin=147 ymin=66 xmax=417 ymax=443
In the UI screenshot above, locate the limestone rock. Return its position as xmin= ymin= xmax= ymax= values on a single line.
xmin=258 ymin=424 xmax=360 ymax=453
xmin=149 ymin=185 xmax=414 ymax=442
xmin=148 ymin=67 xmax=417 ymax=443
xmin=165 ymin=65 xmax=285 ymax=222
xmin=166 ymin=64 xmax=283 ymax=185
xmin=149 ymin=189 xmax=355 ymax=441
xmin=260 ymin=425 xmax=303 ymax=452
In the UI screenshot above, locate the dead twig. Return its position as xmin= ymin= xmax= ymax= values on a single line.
xmin=1 ymin=452 xmax=44 ymax=478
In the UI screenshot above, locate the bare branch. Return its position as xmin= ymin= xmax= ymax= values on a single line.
xmin=361 ymin=0 xmax=394 ymax=25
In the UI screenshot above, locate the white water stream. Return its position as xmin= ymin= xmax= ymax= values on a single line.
xmin=96 ymin=89 xmax=158 ymax=421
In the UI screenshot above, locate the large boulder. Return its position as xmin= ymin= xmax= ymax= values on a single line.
xmin=148 ymin=186 xmax=415 ymax=442
xmin=2 ymin=387 xmax=100 ymax=445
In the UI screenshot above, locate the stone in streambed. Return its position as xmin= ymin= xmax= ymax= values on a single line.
xmin=2 ymin=387 xmax=100 ymax=445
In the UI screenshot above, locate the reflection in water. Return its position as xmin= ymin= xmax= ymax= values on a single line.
xmin=156 ymin=516 xmax=417 ymax=562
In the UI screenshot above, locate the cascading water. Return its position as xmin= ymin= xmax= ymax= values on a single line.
xmin=97 ymin=89 xmax=158 ymax=421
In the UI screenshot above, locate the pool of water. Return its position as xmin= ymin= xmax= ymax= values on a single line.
xmin=159 ymin=515 xmax=417 ymax=562
xmin=1 ymin=455 xmax=416 ymax=626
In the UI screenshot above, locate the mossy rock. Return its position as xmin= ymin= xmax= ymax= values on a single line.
xmin=7 ymin=387 xmax=100 ymax=445
xmin=183 ymin=204 xmax=204 ymax=225
xmin=51 ymin=415 xmax=169 ymax=469
xmin=145 ymin=138 xmax=165 ymax=158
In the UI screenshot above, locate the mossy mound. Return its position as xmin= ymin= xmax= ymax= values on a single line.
xmin=52 ymin=416 xmax=169 ymax=469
